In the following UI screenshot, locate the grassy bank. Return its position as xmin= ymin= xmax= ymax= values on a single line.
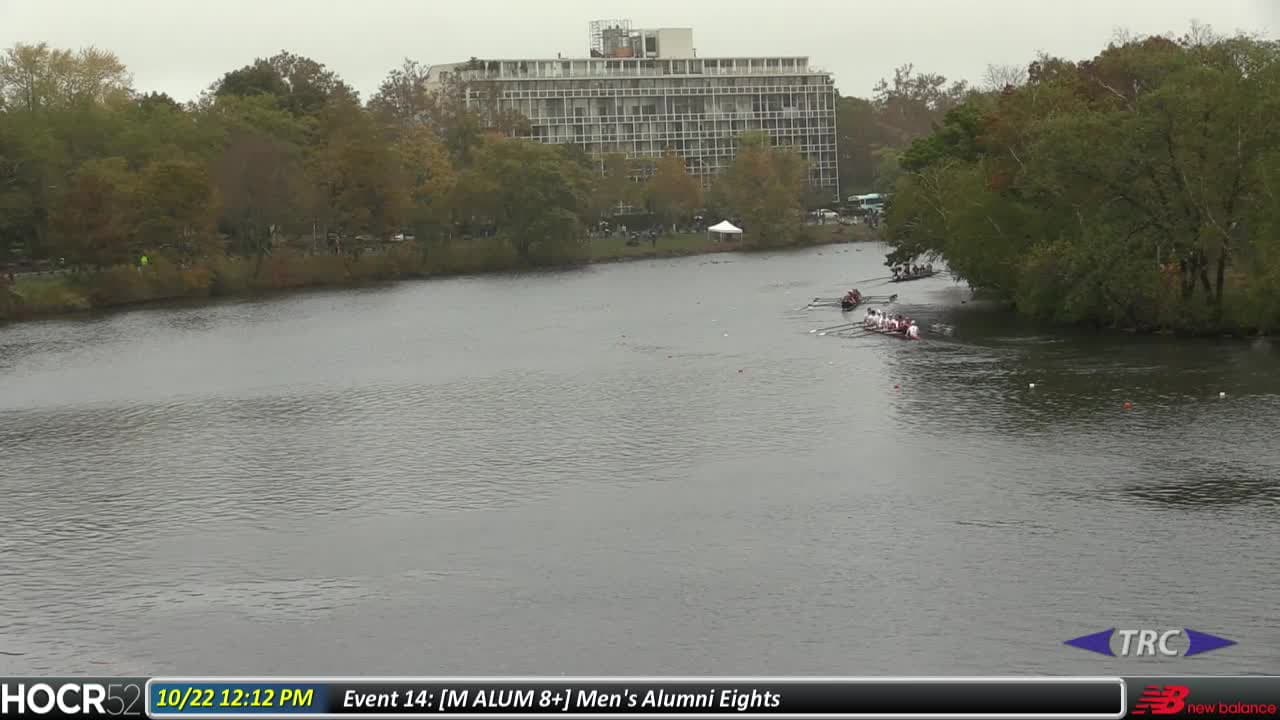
xmin=0 ymin=224 xmax=877 ymax=325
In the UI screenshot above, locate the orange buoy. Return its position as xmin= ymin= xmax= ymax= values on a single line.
xmin=1123 ymin=401 xmax=1134 ymax=410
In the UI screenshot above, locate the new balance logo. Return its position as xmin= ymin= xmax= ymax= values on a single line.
xmin=1132 ymin=685 xmax=1190 ymax=715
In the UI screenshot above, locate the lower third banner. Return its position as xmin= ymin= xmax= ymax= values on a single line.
xmin=144 ymin=677 xmax=1126 ymax=718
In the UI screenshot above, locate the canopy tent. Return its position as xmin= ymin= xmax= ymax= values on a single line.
xmin=707 ymin=220 xmax=743 ymax=242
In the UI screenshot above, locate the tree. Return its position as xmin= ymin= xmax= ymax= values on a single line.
xmin=51 ymin=157 xmax=138 ymax=268
xmin=0 ymin=108 xmax=64 ymax=260
xmin=426 ymin=78 xmax=486 ymax=166
xmin=214 ymin=130 xmax=305 ymax=261
xmin=835 ymin=95 xmax=883 ymax=194
xmin=835 ymin=66 xmax=968 ymax=197
xmin=212 ymin=51 xmax=354 ymax=118
xmin=368 ymin=59 xmax=433 ymax=133
xmin=884 ymin=26 xmax=1280 ymax=331
xmin=873 ymin=64 xmax=970 ymax=146
xmin=0 ymin=42 xmax=132 ymax=112
xmin=644 ymin=152 xmax=701 ymax=233
xmin=589 ymin=152 xmax=639 ymax=220
xmin=981 ymin=64 xmax=1028 ymax=92
xmin=712 ymin=132 xmax=808 ymax=247
xmin=307 ymin=94 xmax=407 ymax=249
xmin=136 ymin=157 xmax=219 ymax=257
xmin=393 ymin=124 xmax=456 ymax=242
xmin=455 ymin=137 xmax=590 ymax=261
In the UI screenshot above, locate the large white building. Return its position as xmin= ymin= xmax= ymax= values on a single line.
xmin=426 ymin=21 xmax=839 ymax=199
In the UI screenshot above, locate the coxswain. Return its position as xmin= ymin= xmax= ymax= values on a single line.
xmin=906 ymin=321 xmax=920 ymax=340
xmin=851 ymin=289 xmax=861 ymax=304
xmin=864 ymin=308 xmax=875 ymax=327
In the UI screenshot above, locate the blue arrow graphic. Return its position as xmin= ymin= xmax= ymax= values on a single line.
xmin=1184 ymin=629 xmax=1236 ymax=656
xmin=1065 ymin=628 xmax=1116 ymax=656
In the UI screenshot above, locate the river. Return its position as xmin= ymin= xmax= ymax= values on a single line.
xmin=1 ymin=244 xmax=1278 ymax=676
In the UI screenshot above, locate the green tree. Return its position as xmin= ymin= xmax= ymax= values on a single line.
xmin=51 ymin=157 xmax=138 ymax=268
xmin=393 ymin=124 xmax=456 ymax=242
xmin=307 ymin=94 xmax=408 ymax=249
xmin=644 ymin=152 xmax=702 ymax=233
xmin=712 ymin=132 xmax=808 ymax=247
xmin=0 ymin=43 xmax=132 ymax=112
xmin=835 ymin=95 xmax=883 ymax=194
xmin=212 ymin=51 xmax=354 ymax=118
xmin=136 ymin=157 xmax=219 ymax=257
xmin=589 ymin=152 xmax=639 ymax=221
xmin=455 ymin=137 xmax=590 ymax=261
xmin=885 ymin=27 xmax=1280 ymax=331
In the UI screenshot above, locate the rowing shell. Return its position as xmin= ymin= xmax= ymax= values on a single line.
xmin=863 ymin=326 xmax=922 ymax=341
xmin=890 ymin=270 xmax=939 ymax=283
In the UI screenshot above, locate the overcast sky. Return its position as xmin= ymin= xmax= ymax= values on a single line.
xmin=1 ymin=0 xmax=1275 ymax=102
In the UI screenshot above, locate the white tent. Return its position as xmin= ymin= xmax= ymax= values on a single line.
xmin=707 ymin=220 xmax=743 ymax=242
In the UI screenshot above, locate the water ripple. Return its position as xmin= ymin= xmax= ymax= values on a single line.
xmin=1 ymin=245 xmax=1278 ymax=675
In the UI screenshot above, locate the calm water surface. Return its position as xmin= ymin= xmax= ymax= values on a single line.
xmin=1 ymin=244 xmax=1278 ymax=675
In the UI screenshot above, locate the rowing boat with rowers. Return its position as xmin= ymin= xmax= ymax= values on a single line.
xmin=804 ymin=293 xmax=897 ymax=311
xmin=890 ymin=269 xmax=939 ymax=283
xmin=842 ymin=292 xmax=899 ymax=311
xmin=864 ymin=326 xmax=921 ymax=340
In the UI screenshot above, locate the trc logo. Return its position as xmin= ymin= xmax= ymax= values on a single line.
xmin=1064 ymin=628 xmax=1236 ymax=657
xmin=1132 ymin=685 xmax=1190 ymax=715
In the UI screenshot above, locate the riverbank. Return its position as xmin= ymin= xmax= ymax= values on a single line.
xmin=0 ymin=223 xmax=875 ymax=325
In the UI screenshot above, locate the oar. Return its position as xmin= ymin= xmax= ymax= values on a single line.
xmin=800 ymin=296 xmax=842 ymax=309
xmin=854 ymin=274 xmax=894 ymax=283
xmin=811 ymin=322 xmax=856 ymax=334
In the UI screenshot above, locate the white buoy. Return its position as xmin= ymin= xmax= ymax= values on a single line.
xmin=723 ymin=333 xmax=729 ymax=337
xmin=1029 ymin=383 xmax=1036 ymax=389
xmin=1219 ymin=391 xmax=1227 ymax=399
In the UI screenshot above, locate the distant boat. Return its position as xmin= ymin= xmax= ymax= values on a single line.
xmin=890 ymin=270 xmax=939 ymax=283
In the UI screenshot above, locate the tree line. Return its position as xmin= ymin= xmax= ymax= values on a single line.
xmin=880 ymin=25 xmax=1280 ymax=334
xmin=0 ymin=43 xmax=821 ymax=284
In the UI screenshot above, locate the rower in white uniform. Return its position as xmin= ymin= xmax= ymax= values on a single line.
xmin=906 ymin=321 xmax=920 ymax=340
